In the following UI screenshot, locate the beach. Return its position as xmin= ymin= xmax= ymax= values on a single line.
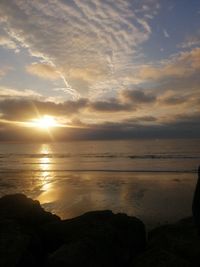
xmin=0 ymin=139 xmax=199 ymax=228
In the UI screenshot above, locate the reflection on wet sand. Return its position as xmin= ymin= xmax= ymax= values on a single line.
xmin=0 ymin=140 xmax=199 ymax=227
xmin=37 ymin=144 xmax=55 ymax=202
xmin=8 ymin=144 xmax=195 ymax=227
xmin=36 ymin=170 xmax=196 ymax=228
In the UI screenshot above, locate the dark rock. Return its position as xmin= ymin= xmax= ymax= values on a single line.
xmin=134 ymin=217 xmax=200 ymax=267
xmin=3 ymin=190 xmax=200 ymax=267
xmin=0 ymin=219 xmax=44 ymax=267
xmin=134 ymin=248 xmax=192 ymax=267
xmin=0 ymin=194 xmax=146 ymax=267
xmin=0 ymin=193 xmax=60 ymax=226
xmin=44 ymin=210 xmax=146 ymax=267
xmin=192 ymin=165 xmax=200 ymax=231
xmin=0 ymin=194 xmax=61 ymax=266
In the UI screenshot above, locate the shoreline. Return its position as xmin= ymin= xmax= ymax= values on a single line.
xmin=0 ymin=171 xmax=195 ymax=229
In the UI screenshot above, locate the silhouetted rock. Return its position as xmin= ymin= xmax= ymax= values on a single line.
xmin=44 ymin=210 xmax=146 ymax=267
xmin=1 ymin=180 xmax=200 ymax=267
xmin=0 ymin=194 xmax=60 ymax=226
xmin=192 ymin=166 xmax=200 ymax=231
xmin=134 ymin=248 xmax=192 ymax=267
xmin=0 ymin=219 xmax=29 ymax=267
xmin=0 ymin=194 xmax=60 ymax=267
xmin=135 ymin=217 xmax=199 ymax=267
xmin=0 ymin=194 xmax=146 ymax=267
xmin=0 ymin=219 xmax=44 ymax=267
xmin=0 ymin=194 xmax=60 ymax=266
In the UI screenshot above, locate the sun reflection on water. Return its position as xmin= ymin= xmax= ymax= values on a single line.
xmin=37 ymin=144 xmax=61 ymax=204
xmin=39 ymin=144 xmax=53 ymax=192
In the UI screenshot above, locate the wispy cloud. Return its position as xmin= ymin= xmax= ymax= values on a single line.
xmin=136 ymin=47 xmax=200 ymax=80
xmin=0 ymin=86 xmax=42 ymax=99
xmin=163 ymin=29 xmax=170 ymax=38
xmin=26 ymin=63 xmax=60 ymax=80
xmin=0 ymin=31 xmax=18 ymax=50
xmin=0 ymin=0 xmax=159 ymax=97
xmin=179 ymin=31 xmax=200 ymax=49
xmin=0 ymin=0 xmax=199 ymax=140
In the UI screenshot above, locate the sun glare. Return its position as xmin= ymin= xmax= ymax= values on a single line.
xmin=32 ymin=115 xmax=58 ymax=129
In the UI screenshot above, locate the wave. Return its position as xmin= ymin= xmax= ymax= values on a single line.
xmin=0 ymin=153 xmax=200 ymax=159
xmin=0 ymin=168 xmax=197 ymax=173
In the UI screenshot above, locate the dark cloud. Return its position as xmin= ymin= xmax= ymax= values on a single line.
xmin=161 ymin=95 xmax=189 ymax=105
xmin=89 ymin=98 xmax=133 ymax=112
xmin=125 ymin=116 xmax=157 ymax=123
xmin=121 ymin=89 xmax=156 ymax=104
xmin=0 ymin=91 xmax=199 ymax=141
xmin=171 ymin=112 xmax=200 ymax=126
xmin=0 ymin=98 xmax=88 ymax=120
xmin=0 ymin=97 xmax=133 ymax=121
xmin=1 ymin=110 xmax=199 ymax=141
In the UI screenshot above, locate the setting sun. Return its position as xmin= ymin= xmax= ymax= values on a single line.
xmin=31 ymin=115 xmax=58 ymax=129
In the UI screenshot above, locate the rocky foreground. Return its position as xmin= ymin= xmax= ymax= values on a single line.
xmin=0 ymin=194 xmax=199 ymax=267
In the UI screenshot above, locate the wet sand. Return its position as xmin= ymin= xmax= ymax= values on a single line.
xmin=35 ymin=171 xmax=196 ymax=228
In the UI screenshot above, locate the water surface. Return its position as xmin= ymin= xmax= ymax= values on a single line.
xmin=0 ymin=139 xmax=199 ymax=227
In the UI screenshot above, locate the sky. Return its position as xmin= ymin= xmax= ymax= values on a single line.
xmin=0 ymin=0 xmax=200 ymax=141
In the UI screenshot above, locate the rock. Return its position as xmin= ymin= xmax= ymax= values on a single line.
xmin=0 ymin=194 xmax=61 ymax=266
xmin=134 ymin=248 xmax=192 ymax=267
xmin=0 ymin=219 xmax=44 ymax=267
xmin=134 ymin=217 xmax=200 ymax=267
xmin=3 ymin=191 xmax=200 ymax=267
xmin=0 ymin=195 xmax=146 ymax=266
xmin=0 ymin=194 xmax=60 ymax=226
xmin=192 ymin=165 xmax=200 ymax=231
xmin=45 ymin=210 xmax=146 ymax=267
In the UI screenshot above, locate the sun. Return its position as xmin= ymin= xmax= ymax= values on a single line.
xmin=32 ymin=115 xmax=58 ymax=129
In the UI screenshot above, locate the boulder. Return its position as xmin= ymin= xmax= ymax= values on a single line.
xmin=0 ymin=193 xmax=60 ymax=226
xmin=134 ymin=248 xmax=191 ymax=267
xmin=192 ymin=165 xmax=200 ymax=231
xmin=135 ymin=217 xmax=200 ymax=267
xmin=0 ymin=194 xmax=60 ymax=266
xmin=0 ymin=219 xmax=44 ymax=267
xmin=0 ymin=194 xmax=146 ymax=267
xmin=44 ymin=210 xmax=146 ymax=267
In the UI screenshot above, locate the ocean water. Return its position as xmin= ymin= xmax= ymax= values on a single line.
xmin=0 ymin=139 xmax=199 ymax=228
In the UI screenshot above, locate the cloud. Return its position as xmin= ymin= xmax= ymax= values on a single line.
xmin=137 ymin=47 xmax=200 ymax=80
xmin=0 ymin=98 xmax=88 ymax=120
xmin=0 ymin=96 xmax=134 ymax=121
xmin=0 ymin=66 xmax=13 ymax=79
xmin=89 ymin=98 xmax=132 ymax=112
xmin=0 ymin=90 xmax=199 ymax=141
xmin=125 ymin=116 xmax=157 ymax=123
xmin=0 ymin=87 xmax=41 ymax=99
xmin=121 ymin=89 xmax=156 ymax=104
xmin=68 ymin=66 xmax=107 ymax=82
xmin=26 ymin=63 xmax=60 ymax=80
xmin=0 ymin=32 xmax=17 ymax=50
xmin=0 ymin=0 xmax=159 ymax=96
xmin=0 ymin=88 xmax=159 ymax=121
xmin=0 ymin=69 xmax=7 ymax=79
xmin=163 ymin=29 xmax=170 ymax=38
xmin=1 ymin=110 xmax=199 ymax=141
xmin=159 ymin=92 xmax=190 ymax=105
xmin=1 ymin=85 xmax=199 ymax=124
xmin=1 ymin=1 xmax=200 ymax=141
xmin=179 ymin=31 xmax=200 ymax=49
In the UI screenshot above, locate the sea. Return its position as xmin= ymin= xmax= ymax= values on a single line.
xmin=0 ymin=138 xmax=200 ymax=228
